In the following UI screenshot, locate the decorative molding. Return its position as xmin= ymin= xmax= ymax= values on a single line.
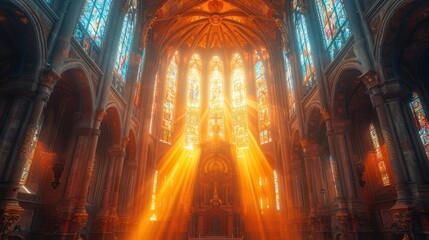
xmin=321 ymin=108 xmax=331 ymax=121
xmin=0 ymin=208 xmax=23 ymax=237
xmin=360 ymin=70 xmax=380 ymax=90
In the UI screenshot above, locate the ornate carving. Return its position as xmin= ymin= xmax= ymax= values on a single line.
xmin=335 ymin=212 xmax=351 ymax=240
xmin=40 ymin=70 xmax=60 ymax=89
xmin=359 ymin=70 xmax=380 ymax=90
xmin=96 ymin=110 xmax=106 ymax=122
xmin=73 ymin=212 xmax=88 ymax=232
xmin=0 ymin=208 xmax=23 ymax=237
xmin=392 ymin=209 xmax=413 ymax=240
xmin=321 ymin=108 xmax=331 ymax=121
xmin=300 ymin=139 xmax=307 ymax=151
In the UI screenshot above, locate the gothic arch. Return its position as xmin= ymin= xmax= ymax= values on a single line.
xmin=330 ymin=66 xmax=363 ymax=119
xmin=376 ymin=0 xmax=429 ymax=82
xmin=59 ymin=63 xmax=96 ymax=122
xmin=104 ymin=106 xmax=123 ymax=145
xmin=304 ymin=105 xmax=322 ymax=143
xmin=0 ymin=0 xmax=45 ymax=79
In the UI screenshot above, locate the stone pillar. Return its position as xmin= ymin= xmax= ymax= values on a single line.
xmin=362 ymin=73 xmax=429 ymax=239
xmin=0 ymin=71 xmax=59 ymax=239
xmin=92 ymin=145 xmax=125 ymax=239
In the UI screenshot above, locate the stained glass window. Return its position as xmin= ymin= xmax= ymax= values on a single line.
xmin=161 ymin=53 xmax=179 ymax=144
xmin=283 ymin=51 xmax=295 ymax=115
xmin=369 ymin=123 xmax=390 ymax=186
xmin=329 ymin=156 xmax=338 ymax=196
xmin=150 ymin=73 xmax=160 ymax=135
xmin=255 ymin=56 xmax=272 ymax=144
xmin=150 ymin=170 xmax=158 ymax=221
xmin=273 ymin=170 xmax=280 ymax=211
xmin=315 ymin=0 xmax=351 ymax=60
xmin=231 ymin=53 xmax=248 ymax=148
xmin=113 ymin=8 xmax=137 ymax=94
xmin=409 ymin=92 xmax=429 ymax=159
xmin=134 ymin=50 xmax=146 ymax=108
xmin=293 ymin=10 xmax=317 ymax=95
xmin=74 ymin=0 xmax=113 ymax=56
xmin=185 ymin=54 xmax=202 ymax=149
xmin=208 ymin=56 xmax=225 ymax=140
xmin=44 ymin=0 xmax=52 ymax=5
xmin=20 ymin=115 xmax=44 ymax=185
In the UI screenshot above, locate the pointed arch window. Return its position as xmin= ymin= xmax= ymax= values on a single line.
xmin=150 ymin=72 xmax=160 ymax=135
xmin=134 ymin=50 xmax=145 ymax=109
xmin=74 ymin=0 xmax=113 ymax=56
xmin=20 ymin=115 xmax=44 ymax=185
xmin=161 ymin=53 xmax=179 ymax=144
xmin=231 ymin=53 xmax=248 ymax=148
xmin=113 ymin=7 xmax=137 ymax=94
xmin=293 ymin=9 xmax=316 ymax=95
xmin=315 ymin=0 xmax=351 ymax=60
xmin=409 ymin=92 xmax=429 ymax=159
xmin=369 ymin=123 xmax=390 ymax=186
xmin=283 ymin=51 xmax=295 ymax=116
xmin=185 ymin=54 xmax=202 ymax=149
xmin=255 ymin=56 xmax=272 ymax=144
xmin=273 ymin=170 xmax=281 ymax=211
xmin=208 ymin=56 xmax=225 ymax=140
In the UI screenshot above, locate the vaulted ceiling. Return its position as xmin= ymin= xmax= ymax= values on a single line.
xmin=144 ymin=0 xmax=287 ymax=55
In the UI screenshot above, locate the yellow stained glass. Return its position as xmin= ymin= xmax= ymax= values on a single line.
xmin=185 ymin=54 xmax=202 ymax=149
xmin=208 ymin=56 xmax=225 ymax=139
xmin=161 ymin=53 xmax=179 ymax=144
xmin=231 ymin=53 xmax=248 ymax=148
xmin=369 ymin=123 xmax=390 ymax=186
xmin=255 ymin=54 xmax=272 ymax=144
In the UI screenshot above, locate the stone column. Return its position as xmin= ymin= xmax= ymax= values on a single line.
xmin=362 ymin=73 xmax=428 ymax=239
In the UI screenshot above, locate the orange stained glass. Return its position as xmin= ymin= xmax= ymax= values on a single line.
xmin=161 ymin=53 xmax=179 ymax=144
xmin=208 ymin=56 xmax=225 ymax=139
xmin=255 ymin=55 xmax=272 ymax=144
xmin=369 ymin=123 xmax=390 ymax=186
xmin=185 ymin=54 xmax=202 ymax=149
xmin=150 ymin=72 xmax=159 ymax=135
xmin=231 ymin=53 xmax=248 ymax=148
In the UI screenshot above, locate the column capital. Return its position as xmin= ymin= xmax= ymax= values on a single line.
xmin=360 ymin=70 xmax=380 ymax=90
xmin=39 ymin=69 xmax=61 ymax=89
xmin=381 ymin=80 xmax=410 ymax=102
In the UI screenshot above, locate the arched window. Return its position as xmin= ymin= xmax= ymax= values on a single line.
xmin=150 ymin=170 xmax=158 ymax=221
xmin=315 ymin=0 xmax=351 ymax=60
xmin=150 ymin=72 xmax=160 ymax=135
xmin=255 ymin=56 xmax=272 ymax=144
xmin=208 ymin=56 xmax=225 ymax=140
xmin=20 ymin=115 xmax=44 ymax=185
xmin=293 ymin=9 xmax=316 ymax=95
xmin=133 ymin=50 xmax=146 ymax=109
xmin=113 ymin=7 xmax=137 ymax=94
xmin=161 ymin=53 xmax=179 ymax=144
xmin=409 ymin=92 xmax=429 ymax=159
xmin=273 ymin=170 xmax=280 ymax=211
xmin=231 ymin=53 xmax=248 ymax=148
xmin=74 ymin=0 xmax=113 ymax=56
xmin=185 ymin=54 xmax=202 ymax=149
xmin=369 ymin=123 xmax=390 ymax=186
xmin=283 ymin=51 xmax=295 ymax=116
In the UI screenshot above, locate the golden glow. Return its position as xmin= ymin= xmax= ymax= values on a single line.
xmin=185 ymin=54 xmax=202 ymax=149
xmin=208 ymin=56 xmax=225 ymax=139
xmin=369 ymin=123 xmax=390 ymax=186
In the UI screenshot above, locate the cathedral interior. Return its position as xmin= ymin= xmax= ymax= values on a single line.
xmin=1 ymin=0 xmax=429 ymax=239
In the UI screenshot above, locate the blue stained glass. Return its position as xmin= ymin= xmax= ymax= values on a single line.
xmin=293 ymin=12 xmax=316 ymax=95
xmin=113 ymin=8 xmax=136 ymax=94
xmin=409 ymin=92 xmax=429 ymax=159
xmin=75 ymin=0 xmax=113 ymax=56
xmin=315 ymin=0 xmax=351 ymax=60
xmin=283 ymin=51 xmax=295 ymax=116
xmin=44 ymin=0 xmax=52 ymax=5
xmin=255 ymin=56 xmax=272 ymax=144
